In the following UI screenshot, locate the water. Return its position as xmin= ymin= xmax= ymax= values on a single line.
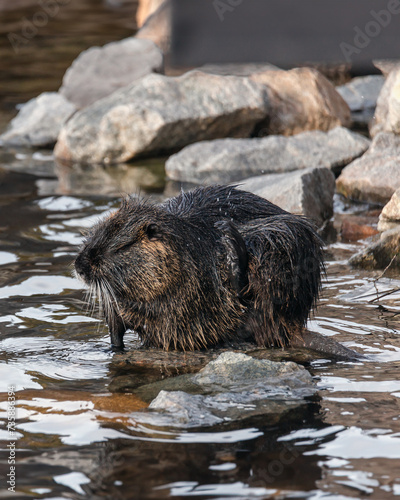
xmin=2 ymin=2 xmax=400 ymax=499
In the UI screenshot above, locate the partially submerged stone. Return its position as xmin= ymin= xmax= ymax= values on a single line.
xmin=129 ymin=352 xmax=316 ymax=429
xmin=251 ymin=67 xmax=351 ymax=136
xmin=54 ymin=71 xmax=268 ymax=164
xmin=240 ymin=167 xmax=335 ymax=227
xmin=336 ymin=133 xmax=400 ymax=205
xmin=165 ymin=127 xmax=369 ymax=184
xmin=59 ymin=38 xmax=164 ymax=109
xmin=0 ymin=92 xmax=76 ymax=148
xmin=349 ymin=226 xmax=400 ymax=270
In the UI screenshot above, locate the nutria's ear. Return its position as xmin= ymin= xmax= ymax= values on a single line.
xmin=145 ymin=223 xmax=162 ymax=241
xmin=215 ymin=220 xmax=248 ymax=298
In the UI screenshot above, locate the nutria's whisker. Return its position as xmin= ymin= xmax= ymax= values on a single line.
xmin=73 ymin=185 xmax=324 ymax=352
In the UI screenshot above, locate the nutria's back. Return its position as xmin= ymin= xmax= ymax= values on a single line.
xmin=74 ymin=185 xmax=324 ymax=350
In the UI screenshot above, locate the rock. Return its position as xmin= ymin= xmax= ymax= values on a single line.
xmin=136 ymin=0 xmax=166 ymax=27
xmin=341 ymin=220 xmax=379 ymax=242
xmin=129 ymin=353 xmax=316 ymax=429
xmin=198 ymin=63 xmax=280 ymax=76
xmin=0 ymin=92 xmax=76 ymax=148
xmin=349 ymin=226 xmax=400 ymax=270
xmin=59 ymin=38 xmax=163 ymax=109
xmin=54 ymin=71 xmax=268 ymax=164
xmin=240 ymin=167 xmax=335 ymax=227
xmin=336 ymin=75 xmax=385 ymax=127
xmin=250 ymin=67 xmax=351 ymax=136
xmin=378 ymin=188 xmax=400 ymax=231
xmin=165 ymin=127 xmax=370 ymax=184
xmin=336 ymin=133 xmax=400 ymax=205
xmin=135 ymin=0 xmax=171 ymax=54
xmin=193 ymin=352 xmax=312 ymax=390
xmin=373 ymin=59 xmax=400 ymax=77
xmin=370 ymin=68 xmax=400 ymax=137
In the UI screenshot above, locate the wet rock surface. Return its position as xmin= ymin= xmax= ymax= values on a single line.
xmin=128 ymin=352 xmax=316 ymax=429
xmin=165 ymin=127 xmax=369 ymax=184
xmin=349 ymin=226 xmax=400 ymax=270
xmin=0 ymin=92 xmax=76 ymax=148
xmin=336 ymin=133 xmax=400 ymax=205
xmin=59 ymin=38 xmax=164 ymax=109
xmin=239 ymin=167 xmax=335 ymax=227
xmin=251 ymin=67 xmax=351 ymax=136
xmin=54 ymin=71 xmax=268 ymax=164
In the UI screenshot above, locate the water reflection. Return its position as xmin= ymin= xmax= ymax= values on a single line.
xmin=1 ymin=151 xmax=400 ymax=498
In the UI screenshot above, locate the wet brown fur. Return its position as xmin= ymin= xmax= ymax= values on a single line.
xmin=74 ymin=186 xmax=324 ymax=350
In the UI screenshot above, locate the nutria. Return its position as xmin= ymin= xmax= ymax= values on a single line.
xmin=74 ymin=185 xmax=324 ymax=351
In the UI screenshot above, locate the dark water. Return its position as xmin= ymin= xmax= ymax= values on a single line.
xmin=2 ymin=2 xmax=400 ymax=499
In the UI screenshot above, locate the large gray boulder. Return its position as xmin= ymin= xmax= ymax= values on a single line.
xmin=336 ymin=133 xmax=400 ymax=205
xmin=59 ymin=38 xmax=163 ymax=109
xmin=165 ymin=127 xmax=370 ymax=184
xmin=0 ymin=92 xmax=76 ymax=148
xmin=54 ymin=71 xmax=268 ymax=164
xmin=251 ymin=67 xmax=351 ymax=136
xmin=336 ymin=75 xmax=385 ymax=127
xmin=370 ymin=68 xmax=400 ymax=137
xmin=240 ymin=167 xmax=335 ymax=227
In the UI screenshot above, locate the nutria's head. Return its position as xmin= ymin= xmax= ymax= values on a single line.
xmin=75 ymin=198 xmax=184 ymax=306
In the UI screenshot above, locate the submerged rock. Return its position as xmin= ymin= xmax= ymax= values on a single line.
xmin=129 ymin=352 xmax=316 ymax=429
xmin=370 ymin=68 xmax=400 ymax=137
xmin=0 ymin=92 xmax=76 ymax=148
xmin=378 ymin=188 xmax=400 ymax=231
xmin=240 ymin=167 xmax=335 ymax=227
xmin=54 ymin=71 xmax=268 ymax=164
xmin=165 ymin=127 xmax=369 ymax=184
xmin=336 ymin=75 xmax=385 ymax=127
xmin=336 ymin=133 xmax=400 ymax=205
xmin=349 ymin=226 xmax=400 ymax=270
xmin=251 ymin=67 xmax=351 ymax=136
xmin=59 ymin=38 xmax=164 ymax=109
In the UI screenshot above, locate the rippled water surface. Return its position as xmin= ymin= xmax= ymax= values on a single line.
xmin=2 ymin=2 xmax=400 ymax=499
xmin=1 ymin=157 xmax=400 ymax=500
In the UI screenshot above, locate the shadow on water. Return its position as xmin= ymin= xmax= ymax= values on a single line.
xmin=2 ymin=2 xmax=400 ymax=499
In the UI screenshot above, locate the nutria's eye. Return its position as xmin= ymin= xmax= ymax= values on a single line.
xmin=145 ymin=223 xmax=162 ymax=241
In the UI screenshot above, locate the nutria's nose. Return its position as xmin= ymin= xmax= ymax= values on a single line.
xmin=74 ymin=252 xmax=93 ymax=282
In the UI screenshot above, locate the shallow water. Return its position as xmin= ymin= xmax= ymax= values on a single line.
xmin=1 ymin=150 xmax=400 ymax=500
xmin=2 ymin=2 xmax=400 ymax=499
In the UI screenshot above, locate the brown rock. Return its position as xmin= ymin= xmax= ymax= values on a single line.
xmin=136 ymin=0 xmax=166 ymax=27
xmin=341 ymin=220 xmax=379 ymax=242
xmin=251 ymin=67 xmax=351 ymax=136
xmin=135 ymin=0 xmax=171 ymax=54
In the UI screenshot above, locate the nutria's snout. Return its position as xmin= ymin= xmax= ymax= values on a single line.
xmin=75 ymin=185 xmax=325 ymax=352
